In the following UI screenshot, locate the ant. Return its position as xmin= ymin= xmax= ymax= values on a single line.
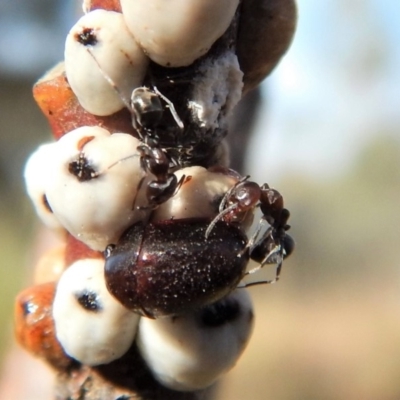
xmin=205 ymin=177 xmax=294 ymax=285
xmin=136 ymin=138 xmax=187 ymax=210
xmin=131 ymin=87 xmax=188 ymax=210
xmin=131 ymin=86 xmax=183 ymax=140
xmin=86 ymin=46 xmax=187 ymax=210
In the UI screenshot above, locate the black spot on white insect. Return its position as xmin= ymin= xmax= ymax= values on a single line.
xmin=75 ymin=290 xmax=102 ymax=312
xmin=68 ymin=153 xmax=98 ymax=182
xmin=76 ymin=28 xmax=98 ymax=46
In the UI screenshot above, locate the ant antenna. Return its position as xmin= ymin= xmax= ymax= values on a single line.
xmin=85 ymin=47 xmax=134 ymax=115
xmin=69 ymin=143 xmax=140 ymax=182
xmin=153 ymin=86 xmax=184 ymax=129
xmin=86 ymin=48 xmax=184 ymax=133
xmin=204 ymin=175 xmax=252 ymax=239
xmin=205 ymin=202 xmax=239 ymax=239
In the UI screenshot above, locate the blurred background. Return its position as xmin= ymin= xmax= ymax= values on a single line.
xmin=0 ymin=1 xmax=399 ymax=399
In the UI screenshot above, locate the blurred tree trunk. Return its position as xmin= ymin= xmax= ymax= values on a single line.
xmin=228 ymin=87 xmax=262 ymax=174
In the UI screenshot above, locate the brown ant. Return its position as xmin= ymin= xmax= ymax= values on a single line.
xmin=206 ymin=177 xmax=294 ymax=285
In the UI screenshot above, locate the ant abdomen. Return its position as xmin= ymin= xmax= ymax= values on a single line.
xmin=250 ymin=233 xmax=295 ymax=265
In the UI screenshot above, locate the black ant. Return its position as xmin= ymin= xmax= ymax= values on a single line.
xmin=136 ymin=138 xmax=187 ymax=210
xmin=205 ymin=177 xmax=294 ymax=285
xmin=131 ymin=87 xmax=188 ymax=210
xmin=131 ymin=86 xmax=183 ymax=140
xmin=82 ymin=45 xmax=187 ymax=209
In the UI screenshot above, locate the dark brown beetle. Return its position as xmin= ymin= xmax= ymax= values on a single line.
xmin=104 ymin=218 xmax=249 ymax=318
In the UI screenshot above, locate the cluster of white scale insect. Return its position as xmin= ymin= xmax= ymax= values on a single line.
xmin=21 ymin=0 xmax=294 ymax=393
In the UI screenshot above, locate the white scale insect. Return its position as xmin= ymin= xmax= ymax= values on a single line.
xmin=27 ymin=2 xmax=260 ymax=392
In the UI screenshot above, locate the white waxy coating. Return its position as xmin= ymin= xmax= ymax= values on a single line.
xmin=53 ymin=258 xmax=139 ymax=366
xmin=136 ymin=289 xmax=254 ymax=391
xmin=120 ymin=0 xmax=240 ymax=67
xmin=24 ymin=143 xmax=65 ymax=232
xmin=44 ymin=126 xmax=148 ymax=251
xmin=65 ymin=9 xmax=149 ymax=116
xmin=152 ymin=166 xmax=254 ymax=231
xmin=188 ymin=52 xmax=244 ymax=130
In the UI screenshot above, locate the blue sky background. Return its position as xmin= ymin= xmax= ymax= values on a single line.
xmin=247 ymin=0 xmax=400 ymax=181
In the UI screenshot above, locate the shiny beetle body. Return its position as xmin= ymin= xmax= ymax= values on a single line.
xmin=104 ymin=218 xmax=249 ymax=318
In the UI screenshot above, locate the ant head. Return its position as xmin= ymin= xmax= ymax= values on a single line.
xmin=228 ymin=180 xmax=261 ymax=214
xmin=204 ymin=177 xmax=260 ymax=238
xmin=131 ymin=87 xmax=163 ymax=131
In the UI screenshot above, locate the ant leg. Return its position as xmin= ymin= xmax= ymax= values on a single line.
xmin=205 ymin=203 xmax=239 ymax=239
xmin=239 ymin=218 xmax=268 ymax=257
xmin=242 ymin=256 xmax=282 ymax=287
xmin=153 ymin=86 xmax=184 ymax=129
xmin=132 ymin=175 xmax=146 ymax=211
xmin=243 ymin=235 xmax=284 ymax=286
xmin=173 ymin=174 xmax=189 ymax=195
xmin=86 ymin=47 xmax=146 ymax=136
xmin=91 ymin=154 xmax=140 ymax=179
